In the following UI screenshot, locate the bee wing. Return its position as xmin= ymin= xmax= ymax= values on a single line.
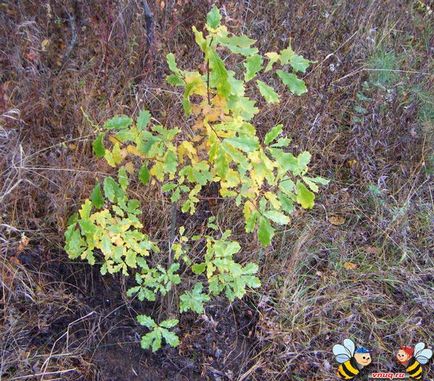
xmin=415 ymin=348 xmax=433 ymax=365
xmin=333 ymin=344 xmax=352 ymax=363
xmin=343 ymin=338 xmax=356 ymax=356
xmin=336 ymin=353 xmax=352 ymax=363
xmin=414 ymin=342 xmax=426 ymax=355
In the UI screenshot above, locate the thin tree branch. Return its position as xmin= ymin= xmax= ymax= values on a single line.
xmin=62 ymin=1 xmax=79 ymax=64
xmin=141 ymin=0 xmax=154 ymax=49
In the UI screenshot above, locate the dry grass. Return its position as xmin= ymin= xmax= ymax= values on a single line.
xmin=1 ymin=0 xmax=433 ymax=380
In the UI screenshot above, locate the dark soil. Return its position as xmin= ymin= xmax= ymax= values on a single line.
xmin=5 ymin=248 xmax=258 ymax=380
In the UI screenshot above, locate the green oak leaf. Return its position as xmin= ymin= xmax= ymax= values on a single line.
xmin=258 ymin=217 xmax=274 ymax=246
xmin=256 ymin=80 xmax=279 ymax=104
xmin=137 ymin=314 xmax=156 ymax=328
xmin=218 ymin=35 xmax=258 ymax=56
xmin=103 ymin=115 xmax=132 ymax=130
xmin=137 ymin=109 xmax=151 ymax=130
xmin=206 ymin=5 xmax=221 ymax=29
xmin=264 ymin=124 xmax=283 ymax=145
xmin=159 ymin=319 xmax=179 ymax=329
xmin=276 ymin=70 xmax=307 ymax=96
xmin=290 ymin=54 xmax=311 ymax=73
xmin=103 ymin=177 xmax=118 ymax=203
xmin=279 ymin=46 xmax=294 ymax=65
xmin=166 ymin=53 xmax=180 ymax=73
xmin=209 ymin=51 xmax=231 ymax=97
xmin=263 ymin=210 xmax=290 ymax=225
xmin=90 ymin=183 xmax=104 ymax=208
xmin=161 ymin=329 xmax=179 ymax=347
xmin=65 ymin=228 xmax=84 ymax=258
xmin=192 ymin=262 xmax=206 ymax=275
xmin=92 ymin=133 xmax=105 ymax=157
xmin=264 ymin=52 xmax=280 ymax=72
xmin=180 ymin=283 xmax=210 ymax=314
xmin=140 ymin=330 xmax=160 ymax=351
xmin=225 ymin=135 xmax=259 ymax=152
xmin=296 ymin=181 xmax=315 ymax=209
xmin=244 ymin=54 xmax=263 ymax=81
xmin=138 ymin=164 xmax=150 ymax=185
xmin=118 ymin=167 xmax=129 ymax=190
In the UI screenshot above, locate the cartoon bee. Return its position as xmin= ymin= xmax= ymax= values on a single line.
xmin=396 ymin=342 xmax=433 ymax=380
xmin=333 ymin=338 xmax=372 ymax=379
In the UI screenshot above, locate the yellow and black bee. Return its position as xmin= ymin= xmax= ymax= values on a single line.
xmin=333 ymin=338 xmax=372 ymax=379
xmin=396 ymin=342 xmax=433 ymax=380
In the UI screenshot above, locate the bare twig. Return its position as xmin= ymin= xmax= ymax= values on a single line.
xmin=40 ymin=312 xmax=96 ymax=380
xmin=141 ymin=0 xmax=154 ymax=49
xmin=166 ymin=203 xmax=177 ymax=315
xmin=162 ymin=0 xmax=175 ymax=31
xmin=62 ymin=2 xmax=79 ymax=64
xmin=10 ymin=369 xmax=77 ymax=380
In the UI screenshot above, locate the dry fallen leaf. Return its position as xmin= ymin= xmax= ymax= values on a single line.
xmin=16 ymin=234 xmax=29 ymax=254
xmin=328 ymin=215 xmax=346 ymax=225
xmin=343 ymin=262 xmax=358 ymax=270
xmin=9 ymin=256 xmax=20 ymax=266
xmin=364 ymin=246 xmax=379 ymax=255
xmin=41 ymin=39 xmax=50 ymax=50
xmin=26 ymin=50 xmax=39 ymax=63
xmin=124 ymin=161 xmax=135 ymax=174
xmin=296 ymin=361 xmax=310 ymax=372
xmin=347 ymin=159 xmax=357 ymax=168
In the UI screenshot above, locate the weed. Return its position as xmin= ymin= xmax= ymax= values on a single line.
xmin=367 ymin=50 xmax=401 ymax=87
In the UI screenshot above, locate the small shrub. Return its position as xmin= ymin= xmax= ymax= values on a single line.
xmin=65 ymin=6 xmax=328 ymax=351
